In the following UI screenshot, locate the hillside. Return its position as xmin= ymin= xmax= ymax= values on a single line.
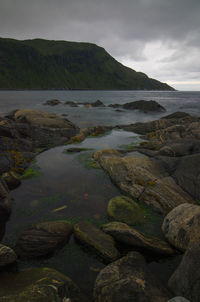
xmin=0 ymin=38 xmax=174 ymax=90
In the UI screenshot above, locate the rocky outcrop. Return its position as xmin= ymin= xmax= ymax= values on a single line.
xmin=15 ymin=221 xmax=73 ymax=258
xmin=74 ymin=221 xmax=120 ymax=263
xmin=94 ymin=150 xmax=192 ymax=213
xmin=0 ymin=244 xmax=17 ymax=267
xmin=0 ymin=267 xmax=89 ymax=302
xmin=93 ymin=252 xmax=171 ymax=302
xmin=123 ymin=100 xmax=166 ymax=112
xmin=102 ymin=222 xmax=175 ymax=255
xmin=168 ymin=240 xmax=200 ymax=302
xmin=107 ymin=196 xmax=146 ymax=225
xmin=162 ymin=203 xmax=200 ymax=251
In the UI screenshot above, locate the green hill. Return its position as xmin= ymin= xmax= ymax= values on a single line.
xmin=0 ymin=37 xmax=174 ymax=90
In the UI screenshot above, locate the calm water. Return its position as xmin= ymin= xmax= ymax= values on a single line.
xmin=1 ymin=90 xmax=200 ymax=297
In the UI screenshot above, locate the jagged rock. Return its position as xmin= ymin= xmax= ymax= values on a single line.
xmin=102 ymin=222 xmax=175 ymax=255
xmin=168 ymin=240 xmax=200 ymax=302
xmin=93 ymin=252 xmax=171 ymax=302
xmin=0 ymin=267 xmax=89 ymax=302
xmin=43 ymin=99 xmax=61 ymax=106
xmin=123 ymin=100 xmax=166 ymax=112
xmin=94 ymin=150 xmax=192 ymax=213
xmin=107 ymin=196 xmax=146 ymax=225
xmin=0 ymin=244 xmax=17 ymax=267
xmin=162 ymin=203 xmax=200 ymax=251
xmin=15 ymin=221 xmax=73 ymax=258
xmin=74 ymin=221 xmax=120 ymax=263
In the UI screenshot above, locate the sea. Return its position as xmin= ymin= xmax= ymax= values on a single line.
xmin=0 ymin=90 xmax=200 ymax=298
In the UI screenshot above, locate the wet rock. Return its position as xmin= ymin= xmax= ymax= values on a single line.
xmin=108 ymin=104 xmax=122 ymax=108
xmin=168 ymin=297 xmax=191 ymax=302
xmin=93 ymin=251 xmax=171 ymax=302
xmin=2 ymin=171 xmax=21 ymax=190
xmin=64 ymin=147 xmax=93 ymax=153
xmin=123 ymin=100 xmax=166 ymax=112
xmin=168 ymin=240 xmax=200 ymax=302
xmin=94 ymin=150 xmax=192 ymax=213
xmin=0 ymin=267 xmax=89 ymax=302
xmin=0 ymin=244 xmax=17 ymax=267
xmin=102 ymin=222 xmax=175 ymax=256
xmin=43 ymin=99 xmax=61 ymax=106
xmin=91 ymin=100 xmax=105 ymax=107
xmin=162 ymin=203 xmax=200 ymax=251
xmin=162 ymin=112 xmax=191 ymax=119
xmin=107 ymin=196 xmax=146 ymax=225
xmin=74 ymin=221 xmax=120 ymax=263
xmin=15 ymin=221 xmax=73 ymax=258
xmin=65 ymin=101 xmax=78 ymax=107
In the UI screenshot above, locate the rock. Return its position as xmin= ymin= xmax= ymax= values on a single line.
xmin=123 ymin=100 xmax=166 ymax=112
xmin=167 ymin=297 xmax=191 ymax=302
xmin=2 ymin=171 xmax=21 ymax=190
xmin=64 ymin=147 xmax=93 ymax=153
xmin=162 ymin=112 xmax=191 ymax=119
xmin=93 ymin=252 xmax=171 ymax=302
xmin=107 ymin=196 xmax=146 ymax=225
xmin=102 ymin=222 xmax=175 ymax=255
xmin=0 ymin=244 xmax=17 ymax=267
xmin=14 ymin=109 xmax=75 ymax=129
xmin=43 ymin=99 xmax=61 ymax=106
xmin=91 ymin=100 xmax=105 ymax=107
xmin=74 ymin=221 xmax=120 ymax=263
xmin=0 ymin=267 xmax=89 ymax=302
xmin=108 ymin=104 xmax=122 ymax=108
xmin=65 ymin=101 xmax=78 ymax=107
xmin=94 ymin=150 xmax=192 ymax=213
xmin=15 ymin=221 xmax=73 ymax=258
xmin=168 ymin=240 xmax=200 ymax=302
xmin=162 ymin=203 xmax=200 ymax=251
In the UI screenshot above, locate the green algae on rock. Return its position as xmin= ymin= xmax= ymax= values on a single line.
xmin=107 ymin=195 xmax=146 ymax=225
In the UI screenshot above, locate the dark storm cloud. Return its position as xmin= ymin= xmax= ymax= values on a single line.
xmin=0 ymin=0 xmax=200 ymax=89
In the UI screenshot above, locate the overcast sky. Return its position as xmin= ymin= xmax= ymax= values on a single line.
xmin=1 ymin=0 xmax=200 ymax=90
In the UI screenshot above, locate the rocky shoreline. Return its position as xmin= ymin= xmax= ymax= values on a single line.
xmin=0 ymin=108 xmax=199 ymax=301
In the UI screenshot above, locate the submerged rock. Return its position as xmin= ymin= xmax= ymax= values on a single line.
xmin=15 ymin=221 xmax=73 ymax=258
xmin=93 ymin=252 xmax=171 ymax=302
xmin=0 ymin=244 xmax=17 ymax=267
xmin=168 ymin=240 xmax=200 ymax=302
xmin=0 ymin=267 xmax=89 ymax=302
xmin=107 ymin=196 xmax=146 ymax=225
xmin=74 ymin=221 xmax=120 ymax=263
xmin=102 ymin=222 xmax=175 ymax=256
xmin=123 ymin=100 xmax=166 ymax=112
xmin=65 ymin=101 xmax=78 ymax=107
xmin=43 ymin=99 xmax=61 ymax=106
xmin=162 ymin=203 xmax=200 ymax=251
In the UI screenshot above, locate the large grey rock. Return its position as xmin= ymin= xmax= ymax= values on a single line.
xmin=123 ymin=100 xmax=166 ymax=113
xmin=94 ymin=150 xmax=192 ymax=213
xmin=0 ymin=244 xmax=17 ymax=267
xmin=93 ymin=252 xmax=171 ymax=302
xmin=168 ymin=240 xmax=200 ymax=302
xmin=74 ymin=221 xmax=120 ymax=263
xmin=102 ymin=222 xmax=175 ymax=255
xmin=168 ymin=297 xmax=191 ymax=302
xmin=162 ymin=203 xmax=200 ymax=251
xmin=15 ymin=221 xmax=73 ymax=258
xmin=0 ymin=267 xmax=89 ymax=302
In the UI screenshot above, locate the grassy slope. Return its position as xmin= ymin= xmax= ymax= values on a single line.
xmin=0 ymin=37 xmax=174 ymax=90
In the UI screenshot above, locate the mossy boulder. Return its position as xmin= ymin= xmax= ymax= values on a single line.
xmin=0 ymin=267 xmax=89 ymax=302
xmin=0 ymin=244 xmax=17 ymax=267
xmin=74 ymin=221 xmax=120 ymax=263
xmin=2 ymin=171 xmax=21 ymax=190
xmin=107 ymin=196 xmax=146 ymax=225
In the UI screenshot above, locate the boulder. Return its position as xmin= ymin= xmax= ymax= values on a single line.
xmin=94 ymin=150 xmax=192 ymax=213
xmin=102 ymin=222 xmax=175 ymax=255
xmin=167 ymin=297 xmax=191 ymax=302
xmin=91 ymin=100 xmax=105 ymax=107
xmin=107 ymin=196 xmax=146 ymax=225
xmin=2 ymin=171 xmax=21 ymax=190
xmin=15 ymin=221 xmax=73 ymax=258
xmin=65 ymin=101 xmax=78 ymax=107
xmin=162 ymin=203 xmax=200 ymax=251
xmin=123 ymin=100 xmax=166 ymax=112
xmin=168 ymin=240 xmax=200 ymax=302
xmin=93 ymin=252 xmax=171 ymax=302
xmin=43 ymin=99 xmax=61 ymax=106
xmin=0 ymin=244 xmax=17 ymax=267
xmin=0 ymin=267 xmax=89 ymax=302
xmin=74 ymin=221 xmax=120 ymax=263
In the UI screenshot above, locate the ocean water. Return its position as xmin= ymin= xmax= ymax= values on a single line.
xmin=0 ymin=90 xmax=200 ymax=298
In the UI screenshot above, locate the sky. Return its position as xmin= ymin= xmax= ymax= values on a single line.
xmin=0 ymin=0 xmax=200 ymax=90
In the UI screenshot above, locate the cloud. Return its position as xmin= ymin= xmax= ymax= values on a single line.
xmin=0 ymin=0 xmax=200 ymax=89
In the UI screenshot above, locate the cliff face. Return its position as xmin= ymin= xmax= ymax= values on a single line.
xmin=0 ymin=38 xmax=174 ymax=90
